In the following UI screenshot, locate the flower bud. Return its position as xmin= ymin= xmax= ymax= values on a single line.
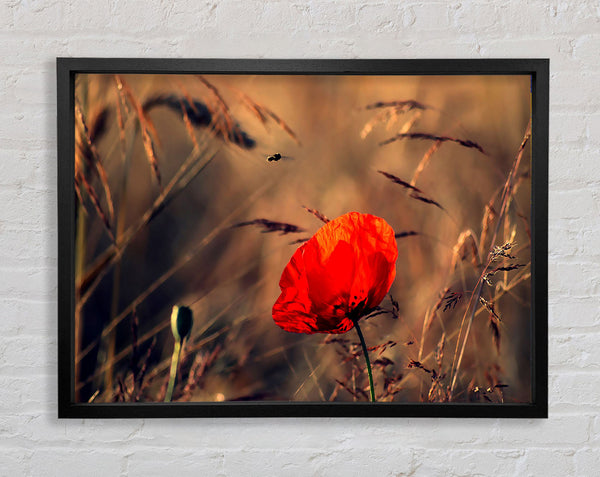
xmin=171 ymin=305 xmax=193 ymax=342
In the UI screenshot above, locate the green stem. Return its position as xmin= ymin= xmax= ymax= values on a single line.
xmin=353 ymin=319 xmax=375 ymax=402
xmin=165 ymin=339 xmax=182 ymax=402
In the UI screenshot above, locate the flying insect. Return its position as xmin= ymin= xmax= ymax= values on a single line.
xmin=266 ymin=153 xmax=293 ymax=162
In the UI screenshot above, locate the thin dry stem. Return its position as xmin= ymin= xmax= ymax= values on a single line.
xmin=75 ymin=101 xmax=115 ymax=225
xmin=302 ymin=205 xmax=330 ymax=224
xmin=115 ymin=75 xmax=162 ymax=189
xmin=448 ymin=120 xmax=531 ymax=398
xmin=378 ymin=170 xmax=445 ymax=211
xmin=380 ymin=132 xmax=488 ymax=156
xmin=411 ymin=140 xmax=442 ymax=186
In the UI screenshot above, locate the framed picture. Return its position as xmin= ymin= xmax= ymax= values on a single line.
xmin=58 ymin=58 xmax=548 ymax=418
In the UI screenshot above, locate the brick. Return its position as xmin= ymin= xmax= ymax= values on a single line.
xmin=217 ymin=1 xmax=303 ymax=33
xmin=0 ymin=149 xmax=54 ymax=190
xmin=309 ymin=2 xmax=357 ymax=31
xmin=221 ymin=448 xmax=415 ymax=476
xmin=97 ymin=3 xmax=170 ymax=33
xmin=356 ymin=4 xmax=403 ymax=33
xmin=499 ymin=2 xmax=600 ymax=36
xmin=573 ymin=34 xmax=600 ymax=67
xmin=0 ymin=188 xmax=57 ymax=227
xmin=63 ymin=2 xmax=116 ymax=31
xmin=63 ymin=419 xmax=145 ymax=445
xmin=0 ymin=376 xmax=48 ymax=414
xmin=551 ymin=71 xmax=600 ymax=109
xmin=0 ymin=110 xmax=51 ymax=148
xmin=492 ymin=415 xmax=590 ymax=446
xmin=0 ymin=413 xmax=48 ymax=445
xmin=550 ymin=373 xmax=600 ymax=408
xmin=12 ymin=0 xmax=68 ymax=32
xmin=549 ymin=145 xmax=600 ymax=186
xmin=304 ymin=447 xmax=414 ymax=476
xmin=0 ymin=229 xmax=56 ymax=268
xmin=575 ymin=448 xmax=600 ymax=475
xmin=138 ymin=419 xmax=364 ymax=450
xmin=0 ymin=448 xmax=33 ymax=476
xmin=0 ymin=335 xmax=56 ymax=376
xmin=62 ymin=36 xmax=177 ymax=60
xmin=453 ymin=2 xmax=501 ymax=33
xmin=551 ymin=332 xmax=600 ymax=369
xmin=407 ymin=419 xmax=500 ymax=447
xmin=161 ymin=0 xmax=219 ymax=30
xmin=0 ymin=267 xmax=56 ymax=300
xmin=587 ymin=113 xmax=600 ymax=145
xmin=551 ymin=112 xmax=588 ymax=143
xmin=520 ymin=449 xmax=576 ymax=476
xmin=478 ymin=37 xmax=576 ymax=71
xmin=546 ymin=2 xmax=600 ymax=35
xmin=0 ymin=298 xmax=56 ymax=335
xmin=548 ymin=261 xmax=600 ymax=297
xmin=126 ymin=448 xmax=223 ymax=476
xmin=12 ymin=68 xmax=53 ymax=106
xmin=30 ymin=449 xmax=123 ymax=477
xmin=413 ymin=449 xmax=523 ymax=476
xmin=548 ymin=225 xmax=583 ymax=258
xmin=592 ymin=415 xmax=600 ymax=445
xmin=549 ymin=297 xmax=600 ymax=328
xmin=0 ymin=37 xmax=69 ymax=67
xmin=581 ymin=226 xmax=600 ymax=256
xmin=409 ymin=3 xmax=454 ymax=32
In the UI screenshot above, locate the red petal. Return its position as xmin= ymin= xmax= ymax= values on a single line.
xmin=272 ymin=212 xmax=397 ymax=334
xmin=272 ymin=246 xmax=318 ymax=333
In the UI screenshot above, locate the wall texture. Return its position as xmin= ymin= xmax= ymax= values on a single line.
xmin=1 ymin=1 xmax=599 ymax=475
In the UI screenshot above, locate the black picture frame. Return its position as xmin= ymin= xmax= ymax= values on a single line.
xmin=57 ymin=58 xmax=548 ymax=418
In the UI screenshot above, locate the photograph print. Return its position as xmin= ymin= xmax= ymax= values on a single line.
xmin=65 ymin=62 xmax=541 ymax=414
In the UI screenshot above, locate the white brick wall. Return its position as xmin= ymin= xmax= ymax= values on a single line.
xmin=0 ymin=1 xmax=598 ymax=475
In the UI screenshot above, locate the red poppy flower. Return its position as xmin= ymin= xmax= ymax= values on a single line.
xmin=272 ymin=212 xmax=397 ymax=334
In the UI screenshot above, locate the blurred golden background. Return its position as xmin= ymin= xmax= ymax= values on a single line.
xmin=74 ymin=72 xmax=531 ymax=404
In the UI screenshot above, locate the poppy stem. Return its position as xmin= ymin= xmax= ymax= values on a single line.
xmin=165 ymin=339 xmax=182 ymax=402
xmin=353 ymin=319 xmax=375 ymax=402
